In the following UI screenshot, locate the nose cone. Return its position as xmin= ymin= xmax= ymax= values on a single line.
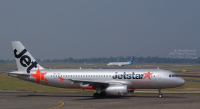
xmin=177 ymin=78 xmax=185 ymax=86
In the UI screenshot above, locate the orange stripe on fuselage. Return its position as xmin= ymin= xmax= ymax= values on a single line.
xmin=83 ymin=86 xmax=96 ymax=90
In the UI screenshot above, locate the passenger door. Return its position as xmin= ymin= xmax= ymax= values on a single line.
xmin=157 ymin=75 xmax=163 ymax=82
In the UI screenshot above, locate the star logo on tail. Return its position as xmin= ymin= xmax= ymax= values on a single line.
xmin=143 ymin=71 xmax=153 ymax=80
xmin=31 ymin=68 xmax=48 ymax=84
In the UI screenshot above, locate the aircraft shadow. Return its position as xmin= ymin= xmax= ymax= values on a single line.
xmin=17 ymin=94 xmax=186 ymax=100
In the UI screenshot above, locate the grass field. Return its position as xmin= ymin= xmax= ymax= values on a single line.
xmin=0 ymin=63 xmax=199 ymax=93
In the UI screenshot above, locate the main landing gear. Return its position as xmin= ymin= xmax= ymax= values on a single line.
xmin=93 ymin=87 xmax=106 ymax=99
xmin=93 ymin=87 xmax=101 ymax=99
xmin=93 ymin=92 xmax=106 ymax=98
xmin=93 ymin=93 xmax=100 ymax=98
xmin=100 ymin=91 xmax=106 ymax=97
xmin=158 ymin=88 xmax=163 ymax=98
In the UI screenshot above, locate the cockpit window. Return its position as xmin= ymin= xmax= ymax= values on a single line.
xmin=169 ymin=74 xmax=178 ymax=77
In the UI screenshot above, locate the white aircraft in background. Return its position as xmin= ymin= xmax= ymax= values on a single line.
xmin=107 ymin=57 xmax=134 ymax=67
xmin=8 ymin=41 xmax=185 ymax=98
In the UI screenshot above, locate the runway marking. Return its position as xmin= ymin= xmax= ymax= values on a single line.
xmin=42 ymin=99 xmax=64 ymax=109
xmin=91 ymin=104 xmax=99 ymax=105
xmin=99 ymin=103 xmax=108 ymax=104
xmin=62 ymin=101 xmax=125 ymax=108
xmin=190 ymin=94 xmax=199 ymax=109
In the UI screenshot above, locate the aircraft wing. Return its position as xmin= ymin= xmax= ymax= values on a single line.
xmin=69 ymin=79 xmax=109 ymax=85
xmin=69 ymin=79 xmax=125 ymax=85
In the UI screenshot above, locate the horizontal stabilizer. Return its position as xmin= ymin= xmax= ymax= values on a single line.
xmin=8 ymin=71 xmax=30 ymax=76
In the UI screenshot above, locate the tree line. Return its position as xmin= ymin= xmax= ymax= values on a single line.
xmin=40 ymin=56 xmax=200 ymax=63
xmin=1 ymin=56 xmax=200 ymax=63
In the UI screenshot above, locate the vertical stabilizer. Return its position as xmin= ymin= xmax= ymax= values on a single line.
xmin=129 ymin=57 xmax=134 ymax=64
xmin=11 ymin=41 xmax=44 ymax=73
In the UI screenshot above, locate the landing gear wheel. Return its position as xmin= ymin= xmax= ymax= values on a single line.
xmin=158 ymin=94 xmax=163 ymax=98
xmin=100 ymin=92 xmax=106 ymax=97
xmin=93 ymin=93 xmax=100 ymax=99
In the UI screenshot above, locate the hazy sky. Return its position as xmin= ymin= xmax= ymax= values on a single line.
xmin=0 ymin=0 xmax=199 ymax=59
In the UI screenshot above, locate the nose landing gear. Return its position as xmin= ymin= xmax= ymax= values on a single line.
xmin=158 ymin=88 xmax=163 ymax=98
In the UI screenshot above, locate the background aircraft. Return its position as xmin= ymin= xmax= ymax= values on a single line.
xmin=8 ymin=41 xmax=185 ymax=98
xmin=107 ymin=57 xmax=134 ymax=67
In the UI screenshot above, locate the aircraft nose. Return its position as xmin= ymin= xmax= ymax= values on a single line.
xmin=177 ymin=78 xmax=185 ymax=86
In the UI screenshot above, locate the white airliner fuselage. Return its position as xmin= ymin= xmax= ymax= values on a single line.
xmin=107 ymin=62 xmax=131 ymax=67
xmin=8 ymin=41 xmax=185 ymax=98
xmin=107 ymin=57 xmax=134 ymax=67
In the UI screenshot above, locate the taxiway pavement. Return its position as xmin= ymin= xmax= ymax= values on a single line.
xmin=0 ymin=92 xmax=199 ymax=109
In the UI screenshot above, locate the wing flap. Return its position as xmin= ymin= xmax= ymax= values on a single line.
xmin=69 ymin=79 xmax=109 ymax=84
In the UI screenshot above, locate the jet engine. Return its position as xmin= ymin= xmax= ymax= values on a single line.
xmin=103 ymin=85 xmax=128 ymax=95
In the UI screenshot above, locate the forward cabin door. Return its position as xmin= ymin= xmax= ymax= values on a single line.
xmin=157 ymin=75 xmax=163 ymax=82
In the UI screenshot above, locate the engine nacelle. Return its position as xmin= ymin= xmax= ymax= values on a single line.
xmin=103 ymin=85 xmax=128 ymax=95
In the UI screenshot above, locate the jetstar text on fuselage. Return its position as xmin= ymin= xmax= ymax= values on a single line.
xmin=112 ymin=72 xmax=145 ymax=79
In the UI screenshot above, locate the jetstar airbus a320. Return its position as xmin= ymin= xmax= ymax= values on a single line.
xmin=8 ymin=41 xmax=185 ymax=98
